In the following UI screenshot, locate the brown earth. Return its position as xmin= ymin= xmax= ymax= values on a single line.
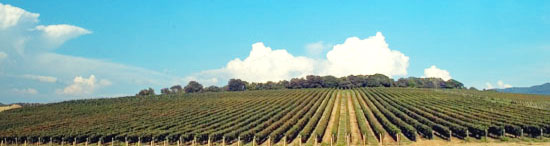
xmin=322 ymin=91 xmax=340 ymax=143
xmin=346 ymin=91 xmax=362 ymax=145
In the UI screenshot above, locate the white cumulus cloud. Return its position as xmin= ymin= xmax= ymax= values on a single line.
xmin=485 ymin=80 xmax=512 ymax=89
xmin=186 ymin=42 xmax=318 ymax=85
xmin=13 ymin=88 xmax=38 ymax=95
xmin=422 ymin=65 xmax=452 ymax=81
xmin=322 ymin=32 xmax=409 ymax=77
xmin=57 ymin=75 xmax=112 ymax=95
xmin=188 ymin=32 xmax=410 ymax=85
xmin=226 ymin=42 xmax=316 ymax=83
xmin=22 ymin=74 xmax=57 ymax=83
xmin=0 ymin=3 xmax=39 ymax=30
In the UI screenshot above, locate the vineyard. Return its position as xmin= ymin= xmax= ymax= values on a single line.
xmin=1 ymin=88 xmax=550 ymax=145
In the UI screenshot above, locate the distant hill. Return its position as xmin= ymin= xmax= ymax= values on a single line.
xmin=497 ymin=83 xmax=550 ymax=95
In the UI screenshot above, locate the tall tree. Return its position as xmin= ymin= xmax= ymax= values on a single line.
xmin=305 ymin=75 xmax=323 ymax=88
xmin=347 ymin=75 xmax=365 ymax=87
xmin=160 ymin=88 xmax=172 ymax=95
xmin=338 ymin=77 xmax=353 ymax=89
xmin=278 ymin=80 xmax=290 ymax=89
xmin=365 ymin=74 xmax=393 ymax=87
xmin=137 ymin=87 xmax=155 ymax=96
xmin=205 ymin=86 xmax=222 ymax=92
xmin=396 ymin=78 xmax=409 ymax=87
xmin=170 ymin=85 xmax=183 ymax=94
xmin=445 ymin=79 xmax=465 ymax=89
xmin=227 ymin=79 xmax=247 ymax=91
xmin=289 ymin=78 xmax=305 ymax=89
xmin=184 ymin=81 xmax=203 ymax=93
xmin=321 ymin=75 xmax=339 ymax=88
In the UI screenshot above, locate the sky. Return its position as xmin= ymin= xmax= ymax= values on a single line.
xmin=0 ymin=0 xmax=549 ymax=103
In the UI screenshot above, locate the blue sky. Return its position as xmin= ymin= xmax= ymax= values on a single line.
xmin=0 ymin=0 xmax=549 ymax=103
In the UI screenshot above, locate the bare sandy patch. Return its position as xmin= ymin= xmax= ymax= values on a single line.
xmin=0 ymin=104 xmax=22 ymax=112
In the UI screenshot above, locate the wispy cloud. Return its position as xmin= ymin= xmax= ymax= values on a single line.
xmin=12 ymin=88 xmax=38 ymax=95
xmin=0 ymin=3 xmax=185 ymax=102
xmin=22 ymin=74 xmax=57 ymax=83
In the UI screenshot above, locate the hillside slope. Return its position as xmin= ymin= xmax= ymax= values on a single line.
xmin=0 ymin=88 xmax=549 ymax=145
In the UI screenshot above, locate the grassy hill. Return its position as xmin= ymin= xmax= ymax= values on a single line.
xmin=0 ymin=88 xmax=549 ymax=145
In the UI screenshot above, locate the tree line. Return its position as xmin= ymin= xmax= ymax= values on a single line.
xmin=137 ymin=74 xmax=465 ymax=96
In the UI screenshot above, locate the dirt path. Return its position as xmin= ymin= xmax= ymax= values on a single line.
xmin=381 ymin=129 xmax=395 ymax=144
xmin=322 ymin=91 xmax=340 ymax=143
xmin=450 ymin=136 xmax=461 ymax=142
xmin=356 ymin=93 xmax=397 ymax=145
xmin=415 ymin=134 xmax=423 ymax=143
xmin=346 ymin=91 xmax=362 ymax=145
